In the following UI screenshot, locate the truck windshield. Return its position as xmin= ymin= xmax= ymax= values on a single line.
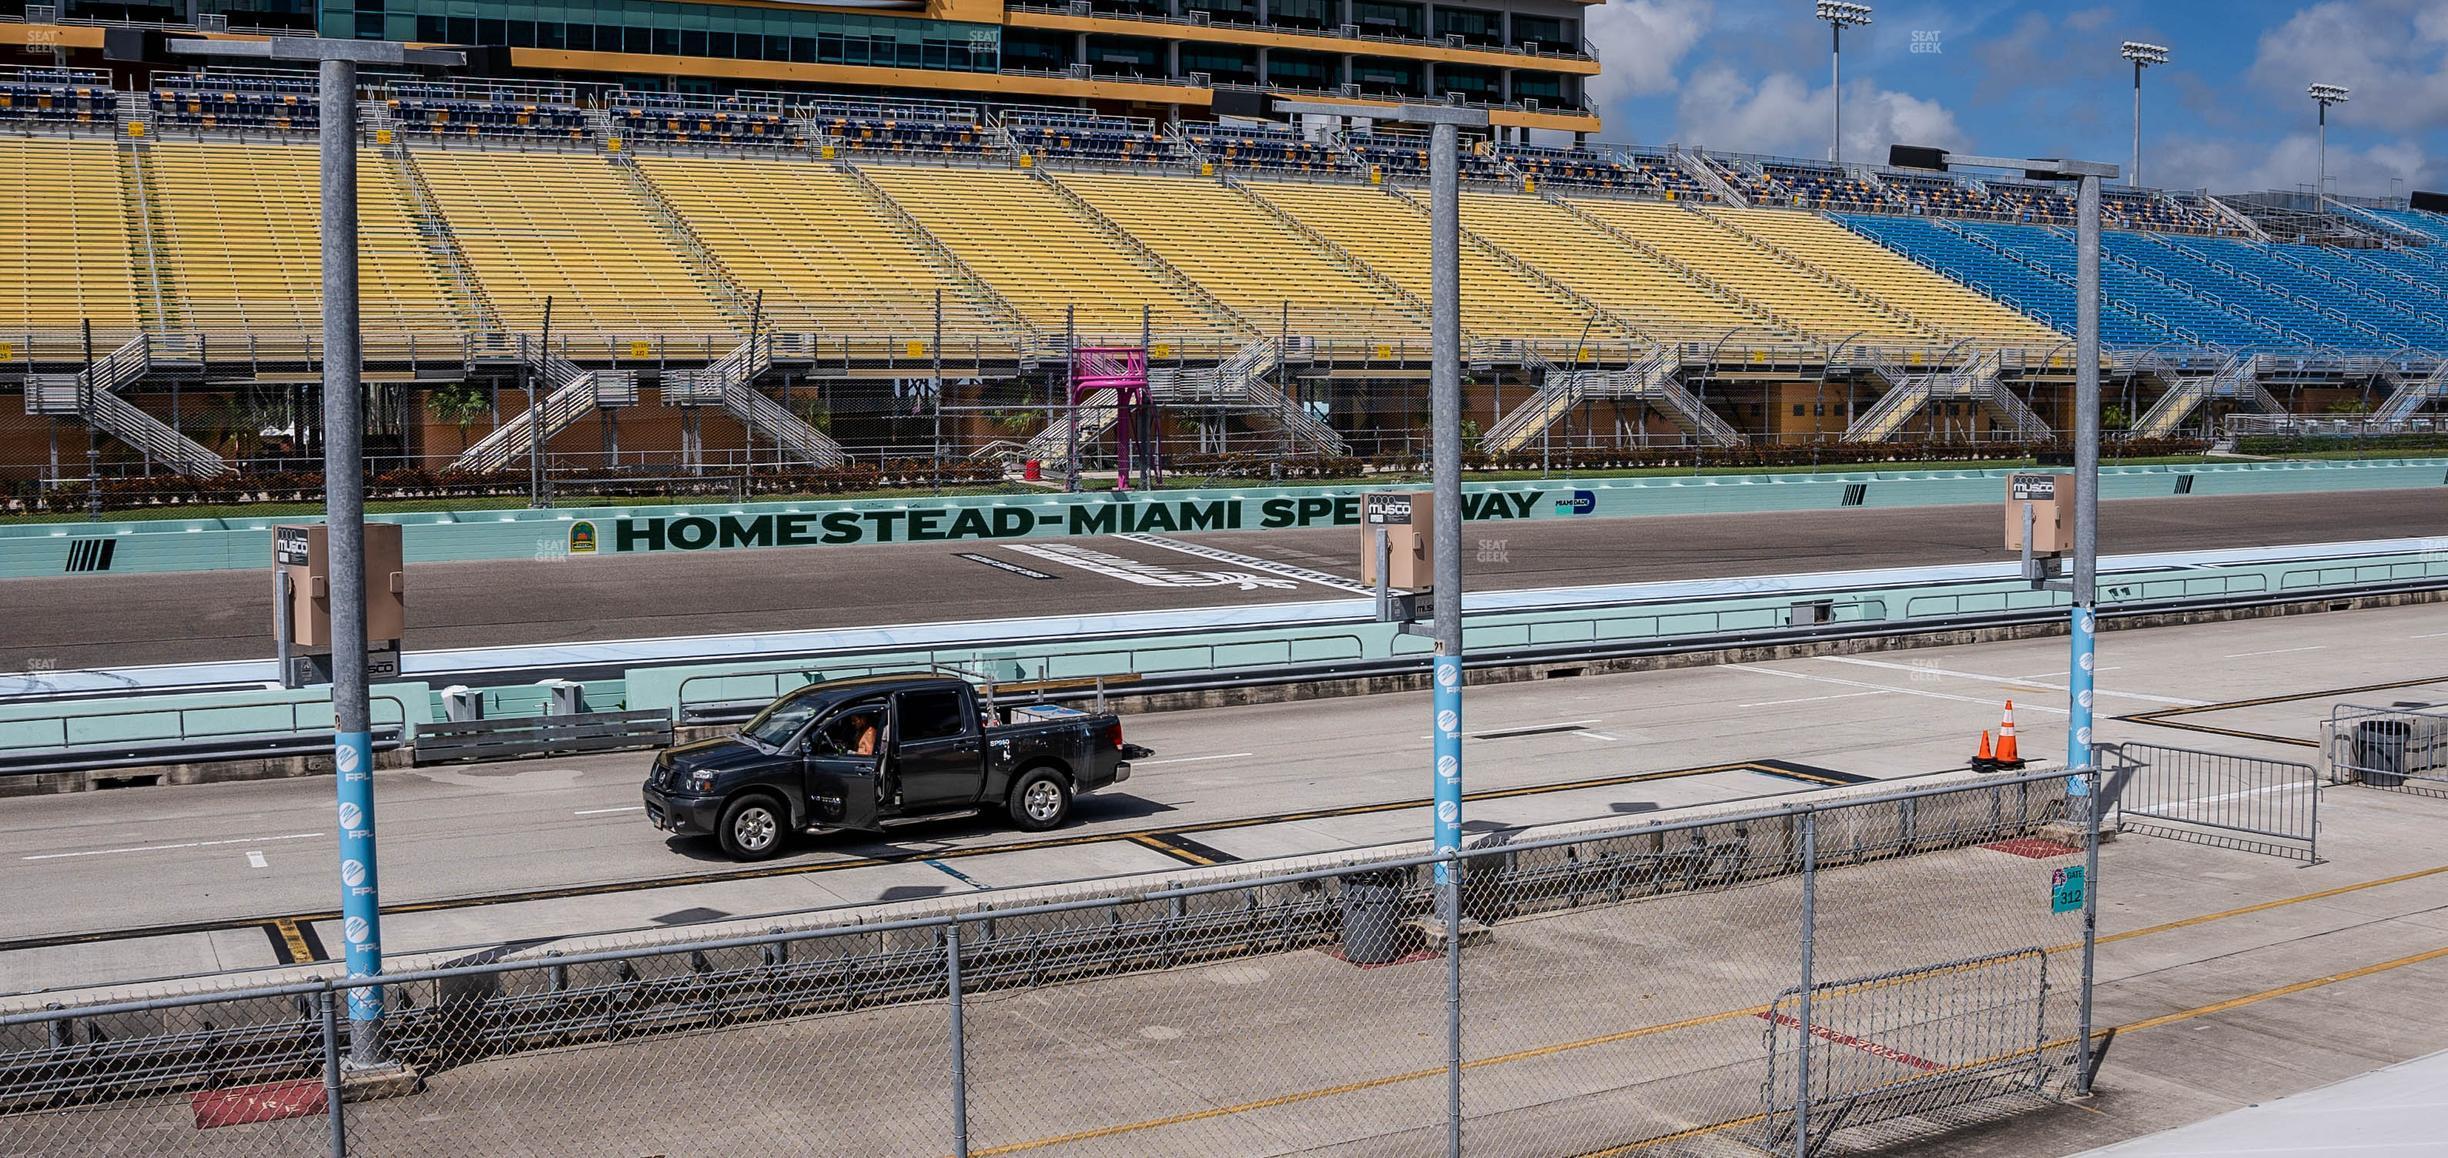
xmin=740 ymin=696 xmax=820 ymax=749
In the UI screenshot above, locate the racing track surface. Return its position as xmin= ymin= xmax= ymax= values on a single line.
xmin=2 ymin=487 xmax=2444 ymax=671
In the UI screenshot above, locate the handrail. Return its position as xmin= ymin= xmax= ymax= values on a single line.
xmin=0 ymin=694 xmax=412 ymax=760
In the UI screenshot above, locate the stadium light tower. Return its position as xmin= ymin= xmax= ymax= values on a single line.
xmin=1816 ymin=2 xmax=1872 ymax=164
xmin=2308 ymin=83 xmax=2349 ymax=208
xmin=2120 ymin=42 xmax=2168 ymax=187
xmin=168 ymin=33 xmax=464 ymax=1077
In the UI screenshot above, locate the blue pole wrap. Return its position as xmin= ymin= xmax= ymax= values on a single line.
xmin=2066 ymin=606 xmax=2096 ymax=781
xmin=334 ymin=730 xmax=383 ymax=1023
xmin=1432 ymin=654 xmax=1462 ymax=886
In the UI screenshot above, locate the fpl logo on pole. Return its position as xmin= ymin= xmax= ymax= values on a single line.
xmin=342 ymin=859 xmax=367 ymax=889
xmin=1436 ymin=662 xmax=1458 ymax=690
xmin=1437 ymin=754 xmax=1458 ymax=782
xmin=344 ymin=916 xmax=370 ymax=945
xmin=337 ymin=802 xmax=363 ymax=831
xmin=1436 ymin=800 xmax=1458 ymax=827
xmin=335 ymin=743 xmax=361 ymax=775
xmin=1437 ymin=709 xmax=1458 ymax=734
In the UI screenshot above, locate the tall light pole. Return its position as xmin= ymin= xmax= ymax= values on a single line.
xmin=1816 ymin=2 xmax=1872 ymax=164
xmin=2120 ymin=42 xmax=2167 ymax=187
xmin=169 ymin=34 xmax=462 ymax=1073
xmin=2308 ymin=83 xmax=2349 ymax=209
xmin=1278 ymin=95 xmax=1485 ymax=1158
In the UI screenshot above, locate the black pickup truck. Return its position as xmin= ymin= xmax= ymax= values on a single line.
xmin=642 ymin=673 xmax=1150 ymax=860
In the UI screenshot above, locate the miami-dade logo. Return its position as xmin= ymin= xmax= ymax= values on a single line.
xmin=1554 ymin=489 xmax=1597 ymax=516
xmin=568 ymin=520 xmax=598 ymax=555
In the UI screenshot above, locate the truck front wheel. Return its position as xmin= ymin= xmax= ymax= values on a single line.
xmin=1007 ymin=767 xmax=1073 ymax=832
xmin=718 ymin=794 xmax=788 ymax=861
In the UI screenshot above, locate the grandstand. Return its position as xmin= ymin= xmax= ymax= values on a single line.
xmin=1 ymin=65 xmax=2446 ymax=483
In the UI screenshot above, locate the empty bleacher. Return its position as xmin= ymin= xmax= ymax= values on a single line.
xmin=1744 ymin=161 xmax=1886 ymax=212
xmin=1705 ymin=207 xmax=2063 ymax=351
xmin=632 ymin=154 xmax=1004 ymax=346
xmin=411 ymin=148 xmax=736 ymax=341
xmin=1569 ymin=197 xmax=1935 ymax=346
xmin=821 ymin=106 xmax=994 ymax=157
xmin=1833 ymin=214 xmax=2170 ymax=347
xmin=1008 ymin=116 xmax=1169 ymax=166
xmin=1949 ymin=219 xmax=2277 ymax=349
xmin=858 ymin=163 xmax=1235 ymax=346
xmin=1455 ymin=192 xmax=1782 ymax=346
xmin=2102 ymin=230 xmax=2428 ymax=351
xmin=143 ymin=140 xmax=459 ymax=349
xmin=1178 ymin=123 xmax=1350 ymax=175
xmin=0 ymin=136 xmax=139 ymax=337
xmin=2351 ymin=206 xmax=2448 ymax=246
xmin=387 ymin=95 xmax=587 ymax=142
xmin=149 ymin=73 xmax=316 ymax=132
xmin=1498 ymin=143 xmax=1637 ymax=192
xmin=0 ymin=69 xmax=113 ymax=127
xmin=611 ymin=93 xmax=802 ymax=149
xmin=1243 ymin=179 xmax=1613 ymax=342
xmin=1055 ymin=171 xmax=1425 ymax=344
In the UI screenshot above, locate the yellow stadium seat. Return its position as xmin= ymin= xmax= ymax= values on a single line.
xmin=0 ymin=137 xmax=141 ymax=339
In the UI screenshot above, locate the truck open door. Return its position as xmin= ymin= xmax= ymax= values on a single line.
xmin=804 ymin=753 xmax=883 ymax=833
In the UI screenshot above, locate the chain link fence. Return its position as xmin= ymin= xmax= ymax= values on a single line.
xmin=0 ymin=767 xmax=2099 ymax=1157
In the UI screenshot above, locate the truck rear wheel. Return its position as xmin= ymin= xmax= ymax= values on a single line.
xmin=718 ymin=794 xmax=788 ymax=861
xmin=1007 ymin=767 xmax=1072 ymax=832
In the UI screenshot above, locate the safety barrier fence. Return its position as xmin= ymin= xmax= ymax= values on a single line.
xmin=2096 ymin=741 xmax=2320 ymax=862
xmin=0 ymin=767 xmax=2098 ymax=1157
xmin=2324 ymin=702 xmax=2448 ymax=798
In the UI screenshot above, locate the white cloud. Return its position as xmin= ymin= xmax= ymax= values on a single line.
xmin=2248 ymin=0 xmax=2448 ymax=135
xmin=1674 ymin=65 xmax=1963 ymax=160
xmin=2152 ymin=131 xmax=2433 ymax=195
xmin=1585 ymin=0 xmax=1714 ymax=111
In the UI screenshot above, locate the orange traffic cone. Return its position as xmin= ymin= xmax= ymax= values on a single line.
xmin=1971 ymin=729 xmax=1996 ymax=771
xmin=1993 ymin=700 xmax=2026 ymax=769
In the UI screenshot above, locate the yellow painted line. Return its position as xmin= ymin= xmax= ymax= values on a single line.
xmin=1127 ymin=834 xmax=1216 ymax=867
xmin=271 ymin=917 xmax=314 ymax=963
xmin=974 ymin=860 xmax=2448 ymax=1156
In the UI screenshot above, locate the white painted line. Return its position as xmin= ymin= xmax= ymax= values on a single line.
xmin=573 ymin=806 xmax=644 ymax=816
xmin=2412 ymin=631 xmax=2448 ymax=640
xmin=1572 ymin=731 xmax=1619 ymax=742
xmin=2219 ymin=645 xmax=2325 ymax=659
xmin=1133 ymin=752 xmax=1255 ymax=767
xmin=1741 ymin=666 xmax=2072 ymax=715
xmin=245 ymin=850 xmax=268 ymax=870
xmin=1737 ymin=690 xmax=1890 ymax=709
xmin=23 ymin=831 xmax=321 ymax=862
xmin=1808 ymin=656 xmax=2207 ymax=707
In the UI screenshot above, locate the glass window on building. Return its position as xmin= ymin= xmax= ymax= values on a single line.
xmin=329 ymin=0 xmax=999 ymax=73
xmin=1090 ymin=0 xmax=1167 ymax=17
xmin=1352 ymin=57 xmax=1420 ymax=96
xmin=1509 ymin=12 xmax=1574 ymax=51
xmin=1183 ymin=0 xmax=1253 ymax=22
xmin=1431 ymin=6 xmax=1497 ymax=46
xmin=1508 ymin=70 xmax=1573 ymax=105
xmin=1353 ymin=0 xmax=1422 ymax=38
xmin=1001 ymin=28 xmax=1071 ymax=71
xmin=1265 ymin=48 xmax=1334 ymax=87
xmin=1267 ymin=0 xmax=1333 ymax=31
xmin=1435 ymin=62 xmax=1493 ymax=98
xmin=1180 ymin=43 xmax=1256 ymax=84
xmin=1084 ymin=34 xmax=1162 ymax=77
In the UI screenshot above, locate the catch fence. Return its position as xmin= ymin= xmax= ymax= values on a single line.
xmin=0 ymin=767 xmax=2100 ymax=1157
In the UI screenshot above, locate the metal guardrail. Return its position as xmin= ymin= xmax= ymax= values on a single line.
xmin=2323 ymin=702 xmax=2448 ymax=797
xmin=0 ymin=695 xmax=409 ymax=776
xmin=2097 ymin=741 xmax=2320 ymax=861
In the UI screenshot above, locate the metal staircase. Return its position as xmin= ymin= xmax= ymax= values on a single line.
xmin=1488 ymin=349 xmax=1738 ymax=453
xmin=450 ymin=339 xmax=635 ymax=473
xmin=669 ymin=333 xmax=848 ymax=466
xmin=2131 ymin=354 xmax=2280 ymax=438
xmin=2377 ymin=361 xmax=2448 ymax=422
xmin=1150 ymin=337 xmax=1345 ymax=454
xmin=26 ymin=334 xmax=227 ymax=477
xmin=1025 ymin=387 xmax=1119 ymax=465
xmin=1841 ymin=352 xmax=2047 ymax=443
xmin=1673 ymin=150 xmax=1751 ymax=206
xmin=390 ymin=140 xmax=503 ymax=335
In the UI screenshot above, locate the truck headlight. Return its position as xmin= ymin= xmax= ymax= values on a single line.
xmin=685 ymin=771 xmax=717 ymax=794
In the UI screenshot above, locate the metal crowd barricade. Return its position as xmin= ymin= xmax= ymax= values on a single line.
xmin=2095 ymin=741 xmax=2321 ymax=862
xmin=2325 ymin=702 xmax=2448 ymax=797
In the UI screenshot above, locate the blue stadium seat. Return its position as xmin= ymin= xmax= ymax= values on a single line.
xmin=1834 ymin=214 xmax=2167 ymax=346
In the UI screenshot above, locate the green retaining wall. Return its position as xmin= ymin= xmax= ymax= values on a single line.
xmin=3 ymin=459 xmax=2441 ymax=579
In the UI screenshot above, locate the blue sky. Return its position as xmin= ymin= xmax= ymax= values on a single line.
xmin=1583 ymin=0 xmax=2448 ymax=198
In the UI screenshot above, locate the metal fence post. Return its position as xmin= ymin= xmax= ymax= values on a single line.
xmin=1794 ymin=809 xmax=1817 ymax=1158
xmin=2077 ymin=766 xmax=2101 ymax=1096
xmin=318 ymin=987 xmax=347 ymax=1158
xmin=1446 ymin=847 xmax=1463 ymax=1158
xmin=947 ymin=920 xmax=969 ymax=1158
